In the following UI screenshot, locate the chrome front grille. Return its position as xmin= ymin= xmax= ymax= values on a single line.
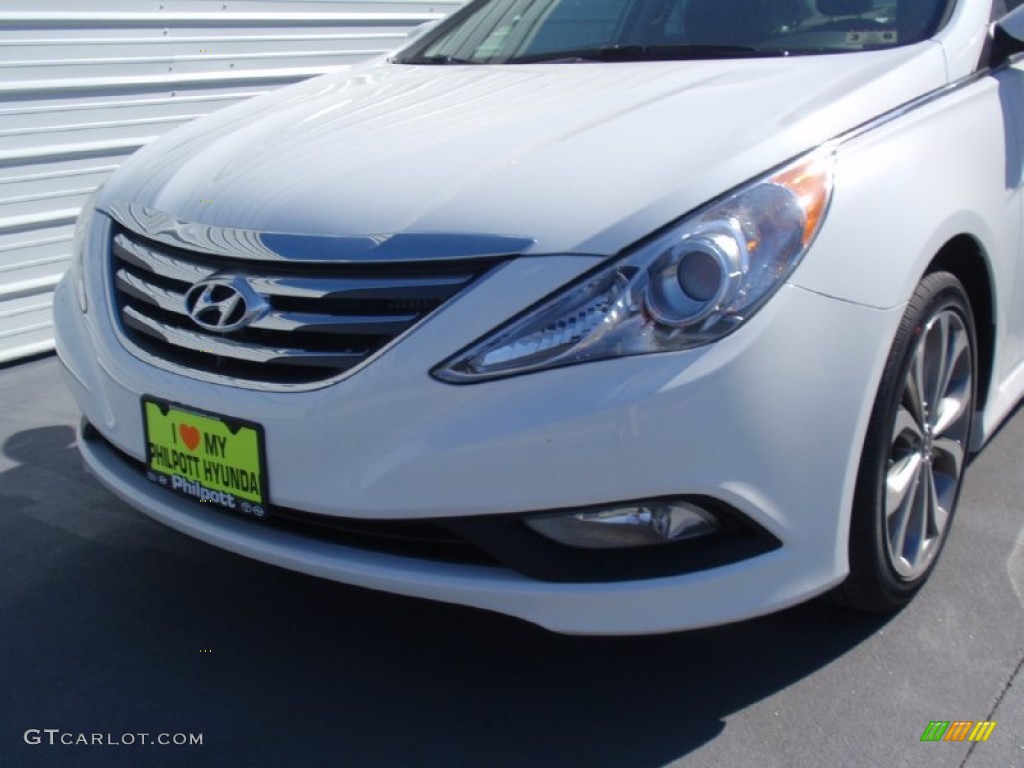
xmin=110 ymin=225 xmax=503 ymax=387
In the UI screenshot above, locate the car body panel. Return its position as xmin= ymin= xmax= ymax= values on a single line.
xmin=56 ymin=274 xmax=902 ymax=634
xmin=54 ymin=0 xmax=1024 ymax=633
xmin=99 ymin=46 xmax=947 ymax=258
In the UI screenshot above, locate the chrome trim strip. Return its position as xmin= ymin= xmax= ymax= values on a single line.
xmin=835 ymin=66 xmax=992 ymax=147
xmin=113 ymin=232 xmax=478 ymax=300
xmin=117 ymin=268 xmax=419 ymax=335
xmin=113 ymin=233 xmax=214 ymax=283
xmin=253 ymin=311 xmax=417 ymax=336
xmin=105 ymin=202 xmax=536 ymax=263
xmin=246 ymin=274 xmax=478 ymax=301
xmin=116 ymin=269 xmax=186 ymax=315
xmin=122 ymin=306 xmax=366 ymax=368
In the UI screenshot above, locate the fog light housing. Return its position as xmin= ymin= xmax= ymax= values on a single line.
xmin=525 ymin=500 xmax=719 ymax=549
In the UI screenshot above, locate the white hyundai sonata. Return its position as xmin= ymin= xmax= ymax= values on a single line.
xmin=54 ymin=0 xmax=1024 ymax=634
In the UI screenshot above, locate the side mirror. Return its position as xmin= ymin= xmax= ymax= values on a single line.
xmin=992 ymin=6 xmax=1024 ymax=66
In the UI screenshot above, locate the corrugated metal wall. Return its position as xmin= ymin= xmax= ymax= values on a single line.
xmin=0 ymin=0 xmax=460 ymax=364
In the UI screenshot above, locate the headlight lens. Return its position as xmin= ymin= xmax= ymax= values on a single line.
xmin=70 ymin=189 xmax=100 ymax=313
xmin=434 ymin=148 xmax=834 ymax=382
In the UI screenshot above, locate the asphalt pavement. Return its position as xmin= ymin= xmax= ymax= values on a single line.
xmin=1 ymin=353 xmax=1022 ymax=768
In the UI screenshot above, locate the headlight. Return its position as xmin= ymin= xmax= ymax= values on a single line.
xmin=434 ymin=148 xmax=834 ymax=382
xmin=70 ymin=189 xmax=100 ymax=313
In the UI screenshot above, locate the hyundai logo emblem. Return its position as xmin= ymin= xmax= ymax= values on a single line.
xmin=183 ymin=276 xmax=269 ymax=333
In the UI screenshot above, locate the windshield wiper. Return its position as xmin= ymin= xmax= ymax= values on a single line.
xmin=509 ymin=44 xmax=772 ymax=64
xmin=397 ymin=54 xmax=480 ymax=65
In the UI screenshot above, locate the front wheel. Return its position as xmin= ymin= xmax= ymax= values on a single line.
xmin=840 ymin=271 xmax=976 ymax=611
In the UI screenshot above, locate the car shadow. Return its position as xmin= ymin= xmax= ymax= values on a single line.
xmin=1 ymin=422 xmax=894 ymax=768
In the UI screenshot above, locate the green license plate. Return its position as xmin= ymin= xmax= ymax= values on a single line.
xmin=142 ymin=397 xmax=268 ymax=518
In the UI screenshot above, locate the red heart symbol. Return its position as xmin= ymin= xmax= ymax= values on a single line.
xmin=179 ymin=424 xmax=201 ymax=451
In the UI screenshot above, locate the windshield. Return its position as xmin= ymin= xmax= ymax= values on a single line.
xmin=396 ymin=0 xmax=955 ymax=64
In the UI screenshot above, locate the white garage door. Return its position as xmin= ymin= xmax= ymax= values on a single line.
xmin=0 ymin=0 xmax=459 ymax=364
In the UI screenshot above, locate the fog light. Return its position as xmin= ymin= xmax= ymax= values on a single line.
xmin=525 ymin=501 xmax=719 ymax=549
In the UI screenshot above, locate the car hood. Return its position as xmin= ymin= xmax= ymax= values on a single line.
xmin=100 ymin=45 xmax=947 ymax=257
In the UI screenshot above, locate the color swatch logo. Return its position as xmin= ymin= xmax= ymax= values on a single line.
xmin=920 ymin=721 xmax=997 ymax=742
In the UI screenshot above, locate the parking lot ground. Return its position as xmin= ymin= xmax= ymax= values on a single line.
xmin=1 ymin=354 xmax=1022 ymax=768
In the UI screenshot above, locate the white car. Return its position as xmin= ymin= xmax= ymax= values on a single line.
xmin=54 ymin=0 xmax=1024 ymax=634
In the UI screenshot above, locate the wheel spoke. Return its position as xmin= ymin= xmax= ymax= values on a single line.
xmin=943 ymin=324 xmax=969 ymax=393
xmin=913 ymin=463 xmax=940 ymax=568
xmin=931 ymin=435 xmax=965 ymax=481
xmin=891 ymin=405 xmax=924 ymax=450
xmin=896 ymin=467 xmax=924 ymax=568
xmin=931 ymin=324 xmax=970 ymax=435
xmin=924 ymin=313 xmax=951 ymax=427
xmin=903 ymin=344 xmax=928 ymax=429
xmin=887 ymin=453 xmax=923 ymax=570
xmin=925 ymin=464 xmax=949 ymax=544
xmin=932 ymin=393 xmax=970 ymax=437
xmin=886 ymin=450 xmax=922 ymax=515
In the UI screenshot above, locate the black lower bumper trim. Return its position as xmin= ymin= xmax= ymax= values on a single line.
xmin=83 ymin=421 xmax=780 ymax=583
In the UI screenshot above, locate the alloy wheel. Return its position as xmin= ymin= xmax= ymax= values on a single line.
xmin=884 ymin=309 xmax=972 ymax=580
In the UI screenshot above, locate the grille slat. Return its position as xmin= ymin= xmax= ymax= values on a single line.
xmin=116 ymin=268 xmax=190 ymax=317
xmin=116 ymin=267 xmax=419 ymax=336
xmin=114 ymin=234 xmax=214 ymax=284
xmin=252 ymin=274 xmax=479 ymax=301
xmin=113 ymin=233 xmax=480 ymax=301
xmin=254 ymin=311 xmax=417 ymax=336
xmin=110 ymin=225 xmax=504 ymax=387
xmin=122 ymin=306 xmax=367 ymax=368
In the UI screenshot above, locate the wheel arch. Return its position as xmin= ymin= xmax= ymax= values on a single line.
xmin=924 ymin=234 xmax=996 ymax=413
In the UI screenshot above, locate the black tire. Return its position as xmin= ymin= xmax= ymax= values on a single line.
xmin=839 ymin=271 xmax=977 ymax=611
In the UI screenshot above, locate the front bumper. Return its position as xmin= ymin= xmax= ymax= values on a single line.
xmin=54 ymin=255 xmax=902 ymax=634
